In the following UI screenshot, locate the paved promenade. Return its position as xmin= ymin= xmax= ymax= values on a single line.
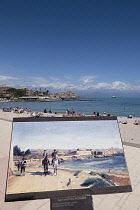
xmin=0 ymin=118 xmax=140 ymax=210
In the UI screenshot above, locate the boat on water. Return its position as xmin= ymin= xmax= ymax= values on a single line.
xmin=111 ymin=96 xmax=116 ymax=98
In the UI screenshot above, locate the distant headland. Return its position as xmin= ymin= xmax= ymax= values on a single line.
xmin=0 ymin=85 xmax=99 ymax=102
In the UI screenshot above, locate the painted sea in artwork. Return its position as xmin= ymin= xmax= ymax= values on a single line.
xmin=59 ymin=154 xmax=128 ymax=173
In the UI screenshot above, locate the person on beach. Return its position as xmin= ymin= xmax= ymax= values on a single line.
xmin=20 ymin=158 xmax=27 ymax=176
xmin=72 ymin=107 xmax=75 ymax=114
xmin=93 ymin=112 xmax=97 ymax=116
xmin=51 ymin=149 xmax=58 ymax=163
xmin=17 ymin=161 xmax=21 ymax=171
xmin=42 ymin=153 xmax=50 ymax=176
xmin=43 ymin=150 xmax=47 ymax=156
xmin=67 ymin=109 xmax=71 ymax=115
xmin=51 ymin=149 xmax=59 ymax=175
xmin=133 ymin=120 xmax=140 ymax=125
xmin=97 ymin=112 xmax=100 ymax=116
xmin=121 ymin=120 xmax=128 ymax=124
xmin=102 ymin=112 xmax=107 ymax=116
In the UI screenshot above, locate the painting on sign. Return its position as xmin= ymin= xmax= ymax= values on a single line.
xmin=5 ymin=117 xmax=132 ymax=202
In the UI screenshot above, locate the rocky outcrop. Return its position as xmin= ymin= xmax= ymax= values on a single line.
xmin=50 ymin=91 xmax=80 ymax=99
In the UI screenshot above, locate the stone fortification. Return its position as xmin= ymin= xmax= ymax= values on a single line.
xmin=50 ymin=91 xmax=79 ymax=99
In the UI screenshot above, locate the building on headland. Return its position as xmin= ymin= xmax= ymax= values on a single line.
xmin=0 ymin=84 xmax=80 ymax=102
xmin=18 ymin=96 xmax=39 ymax=102
xmin=103 ymin=147 xmax=118 ymax=156
xmin=0 ymin=85 xmax=12 ymax=97
xmin=75 ymin=148 xmax=121 ymax=158
xmin=76 ymin=150 xmax=92 ymax=156
xmin=20 ymin=87 xmax=36 ymax=96
xmin=50 ymin=91 xmax=79 ymax=100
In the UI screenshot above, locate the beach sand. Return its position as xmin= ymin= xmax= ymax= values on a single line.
xmin=7 ymin=164 xmax=130 ymax=195
xmin=0 ymin=109 xmax=63 ymax=121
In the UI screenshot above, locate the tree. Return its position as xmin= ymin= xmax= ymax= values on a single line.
xmin=0 ymin=94 xmax=4 ymax=98
xmin=25 ymin=149 xmax=31 ymax=155
xmin=16 ymin=89 xmax=26 ymax=97
xmin=6 ymin=88 xmax=17 ymax=97
xmin=13 ymin=145 xmax=31 ymax=157
xmin=13 ymin=145 xmax=21 ymax=156
xmin=43 ymin=90 xmax=49 ymax=96
xmin=6 ymin=88 xmax=26 ymax=98
xmin=20 ymin=151 xmax=25 ymax=157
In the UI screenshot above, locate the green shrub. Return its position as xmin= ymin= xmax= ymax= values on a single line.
xmin=81 ymin=177 xmax=101 ymax=187
xmin=74 ymin=170 xmax=81 ymax=176
xmin=81 ymin=177 xmax=115 ymax=188
xmin=99 ymin=173 xmax=110 ymax=180
xmin=89 ymin=171 xmax=97 ymax=176
xmin=90 ymin=179 xmax=112 ymax=188
xmin=98 ymin=173 xmax=115 ymax=186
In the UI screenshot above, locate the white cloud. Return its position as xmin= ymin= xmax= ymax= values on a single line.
xmin=80 ymin=75 xmax=96 ymax=84
xmin=0 ymin=74 xmax=140 ymax=93
xmin=49 ymin=77 xmax=60 ymax=81
xmin=0 ymin=75 xmax=19 ymax=80
xmin=111 ymin=81 xmax=131 ymax=90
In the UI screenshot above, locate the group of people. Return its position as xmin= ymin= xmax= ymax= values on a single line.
xmin=17 ymin=158 xmax=27 ymax=176
xmin=133 ymin=119 xmax=140 ymax=125
xmin=42 ymin=149 xmax=59 ymax=176
xmin=16 ymin=150 xmax=59 ymax=177
xmin=119 ymin=119 xmax=140 ymax=125
xmin=65 ymin=107 xmax=75 ymax=115
xmin=2 ymin=106 xmax=32 ymax=114
xmin=2 ymin=106 xmax=112 ymax=117
xmin=43 ymin=109 xmax=54 ymax=114
xmin=30 ymin=111 xmax=45 ymax=117
xmin=93 ymin=111 xmax=110 ymax=116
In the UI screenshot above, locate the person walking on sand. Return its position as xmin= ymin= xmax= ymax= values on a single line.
xmin=51 ymin=149 xmax=58 ymax=161
xmin=42 ymin=153 xmax=50 ymax=176
xmin=51 ymin=149 xmax=59 ymax=175
xmin=20 ymin=158 xmax=27 ymax=176
xmin=43 ymin=150 xmax=47 ymax=157
xmin=17 ymin=161 xmax=21 ymax=172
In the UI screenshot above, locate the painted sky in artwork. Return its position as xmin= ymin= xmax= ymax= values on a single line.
xmin=12 ymin=120 xmax=123 ymax=150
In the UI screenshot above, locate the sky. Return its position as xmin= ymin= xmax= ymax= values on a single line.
xmin=11 ymin=120 xmax=123 ymax=151
xmin=0 ymin=0 xmax=140 ymax=96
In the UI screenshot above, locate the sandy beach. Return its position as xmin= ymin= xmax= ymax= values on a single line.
xmin=7 ymin=163 xmax=131 ymax=195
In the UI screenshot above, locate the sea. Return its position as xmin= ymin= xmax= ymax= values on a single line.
xmin=0 ymin=97 xmax=140 ymax=117
xmin=59 ymin=154 xmax=128 ymax=173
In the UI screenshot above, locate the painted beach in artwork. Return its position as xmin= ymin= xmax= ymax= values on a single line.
xmin=6 ymin=120 xmax=131 ymax=195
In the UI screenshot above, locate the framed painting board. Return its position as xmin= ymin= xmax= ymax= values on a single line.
xmin=5 ymin=116 xmax=132 ymax=202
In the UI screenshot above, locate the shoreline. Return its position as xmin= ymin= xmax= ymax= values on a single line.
xmin=1 ymin=108 xmax=140 ymax=118
xmin=0 ymin=99 xmax=100 ymax=103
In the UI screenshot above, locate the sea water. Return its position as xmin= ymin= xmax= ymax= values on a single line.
xmin=59 ymin=154 xmax=128 ymax=173
xmin=0 ymin=97 xmax=140 ymax=117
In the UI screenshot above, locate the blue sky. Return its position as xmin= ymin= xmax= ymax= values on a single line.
xmin=12 ymin=120 xmax=123 ymax=150
xmin=0 ymin=0 xmax=140 ymax=96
